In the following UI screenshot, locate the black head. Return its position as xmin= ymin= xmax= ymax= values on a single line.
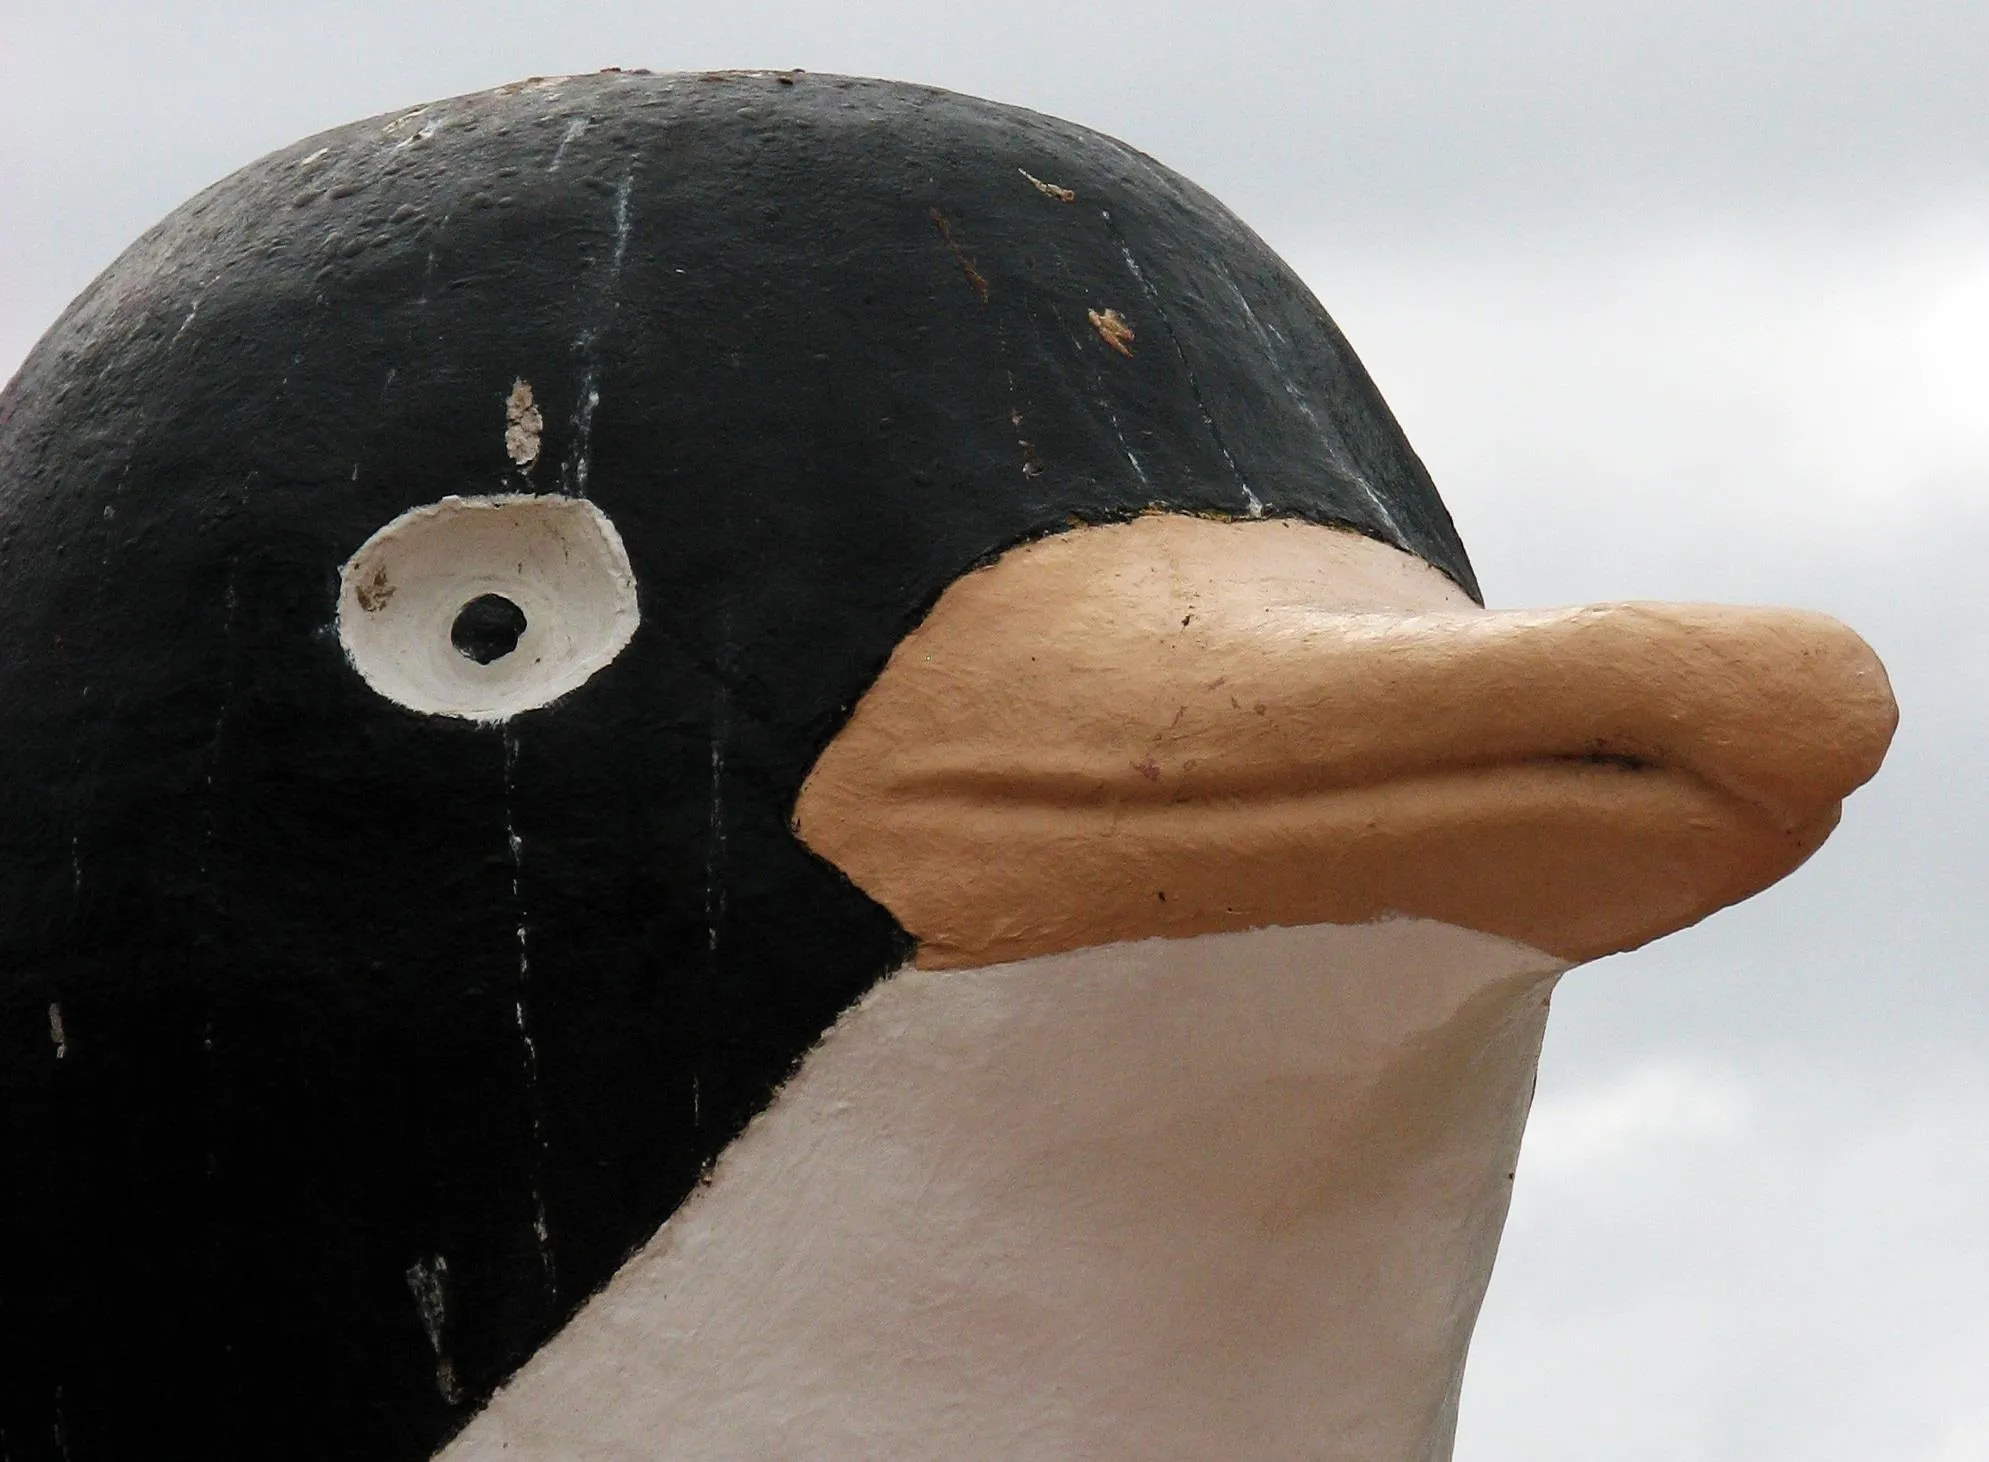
xmin=0 ymin=71 xmax=1474 ymax=1457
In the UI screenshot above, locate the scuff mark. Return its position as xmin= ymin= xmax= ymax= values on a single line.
xmin=1088 ymin=307 xmax=1136 ymax=357
xmin=170 ymin=298 xmax=200 ymax=345
xmin=549 ymin=116 xmax=589 ymax=171
xmin=48 ymin=1002 xmax=67 ymax=1060
xmin=1104 ymin=212 xmax=1264 ymax=517
xmin=1019 ymin=168 xmax=1076 ymax=203
xmin=505 ymin=379 xmax=544 ymax=469
xmin=404 ymin=1255 xmax=465 ymax=1405
xmin=927 ymin=207 xmax=991 ymax=303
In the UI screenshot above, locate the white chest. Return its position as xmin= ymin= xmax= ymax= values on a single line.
xmin=448 ymin=919 xmax=1568 ymax=1461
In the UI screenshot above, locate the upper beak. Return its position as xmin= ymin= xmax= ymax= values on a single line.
xmin=794 ymin=515 xmax=1897 ymax=969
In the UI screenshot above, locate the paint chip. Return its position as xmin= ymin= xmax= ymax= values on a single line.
xmin=1088 ymin=308 xmax=1136 ymax=357
xmin=1019 ymin=168 xmax=1076 ymax=203
xmin=505 ymin=379 xmax=544 ymax=468
xmin=48 ymin=1002 xmax=67 ymax=1060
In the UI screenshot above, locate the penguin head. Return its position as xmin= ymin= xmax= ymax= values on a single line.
xmin=0 ymin=71 xmax=1894 ymax=1457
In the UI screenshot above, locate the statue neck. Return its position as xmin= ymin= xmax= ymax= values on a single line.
xmin=449 ymin=920 xmax=1566 ymax=1461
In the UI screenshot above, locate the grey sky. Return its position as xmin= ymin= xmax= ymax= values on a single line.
xmin=4 ymin=3 xmax=1984 ymax=1457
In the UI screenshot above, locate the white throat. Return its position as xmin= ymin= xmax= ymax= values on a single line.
xmin=447 ymin=920 xmax=1569 ymax=1461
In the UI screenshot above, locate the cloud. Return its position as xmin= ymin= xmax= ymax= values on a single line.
xmin=1518 ymin=1062 xmax=1750 ymax=1180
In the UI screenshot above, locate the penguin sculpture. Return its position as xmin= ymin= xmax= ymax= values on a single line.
xmin=0 ymin=72 xmax=1895 ymax=1460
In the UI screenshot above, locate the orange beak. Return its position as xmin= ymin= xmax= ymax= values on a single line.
xmin=795 ymin=515 xmax=1897 ymax=969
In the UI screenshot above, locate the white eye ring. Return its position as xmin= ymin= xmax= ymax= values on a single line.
xmin=337 ymin=494 xmax=639 ymax=721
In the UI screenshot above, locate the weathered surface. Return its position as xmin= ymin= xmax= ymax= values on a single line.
xmin=0 ymin=71 xmax=1483 ymax=1457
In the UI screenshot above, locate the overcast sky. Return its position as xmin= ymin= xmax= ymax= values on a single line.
xmin=4 ymin=4 xmax=1985 ymax=1458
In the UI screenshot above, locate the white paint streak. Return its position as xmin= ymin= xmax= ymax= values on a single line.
xmin=1107 ymin=213 xmax=1264 ymax=517
xmin=566 ymin=370 xmax=601 ymax=496
xmin=503 ymin=731 xmax=556 ymax=1294
xmin=448 ymin=919 xmax=1568 ymax=1461
xmin=1218 ymin=271 xmax=1404 ymax=539
xmin=560 ymin=174 xmax=633 ymax=496
xmin=610 ymin=172 xmax=633 ymax=269
xmin=549 ymin=116 xmax=588 ymax=171
xmin=405 ymin=1254 xmax=465 ymax=1404
xmin=1107 ymin=407 xmax=1151 ymax=487
xmin=48 ymin=1002 xmax=67 ymax=1060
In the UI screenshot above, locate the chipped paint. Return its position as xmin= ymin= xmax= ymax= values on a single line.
xmin=1088 ymin=307 xmax=1136 ymax=357
xmin=504 ymin=379 xmax=543 ymax=468
xmin=48 ymin=1001 xmax=67 ymax=1059
xmin=1019 ymin=168 xmax=1076 ymax=202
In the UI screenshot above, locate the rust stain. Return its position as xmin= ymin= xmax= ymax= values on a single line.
xmin=928 ymin=207 xmax=991 ymax=304
xmin=1088 ymin=307 xmax=1135 ymax=357
xmin=1018 ymin=168 xmax=1076 ymax=203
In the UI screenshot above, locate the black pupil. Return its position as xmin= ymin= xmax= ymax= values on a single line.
xmin=451 ymin=594 xmax=528 ymax=664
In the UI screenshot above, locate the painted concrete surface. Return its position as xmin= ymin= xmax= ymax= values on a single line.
xmin=448 ymin=919 xmax=1568 ymax=1460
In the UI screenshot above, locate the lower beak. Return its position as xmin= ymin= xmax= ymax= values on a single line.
xmin=795 ymin=516 xmax=1897 ymax=969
